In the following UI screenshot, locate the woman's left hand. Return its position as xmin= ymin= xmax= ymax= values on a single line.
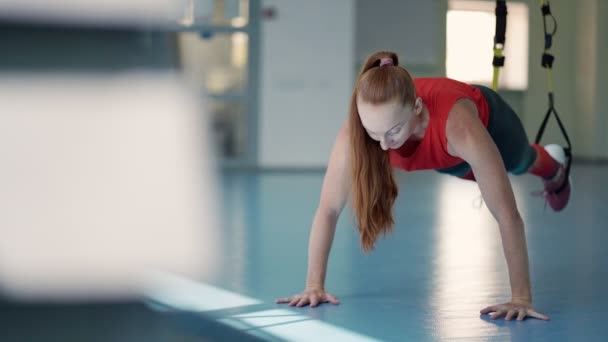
xmin=480 ymin=301 xmax=550 ymax=321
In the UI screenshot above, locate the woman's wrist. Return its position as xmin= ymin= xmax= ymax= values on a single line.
xmin=305 ymin=283 xmax=324 ymax=290
xmin=511 ymin=295 xmax=532 ymax=305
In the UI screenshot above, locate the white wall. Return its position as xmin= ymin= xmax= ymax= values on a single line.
xmin=258 ymin=0 xmax=355 ymax=168
xmin=574 ymin=0 xmax=599 ymax=159
xmin=597 ymin=0 xmax=608 ymax=158
xmin=355 ymin=0 xmax=442 ymax=69
xmin=257 ymin=0 xmax=446 ymax=168
xmin=581 ymin=0 xmax=608 ymax=159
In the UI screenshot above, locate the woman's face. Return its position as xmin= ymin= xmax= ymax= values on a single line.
xmin=357 ymin=97 xmax=423 ymax=150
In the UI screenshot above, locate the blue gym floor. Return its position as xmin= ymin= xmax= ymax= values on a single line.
xmin=146 ymin=163 xmax=608 ymax=341
xmin=2 ymin=164 xmax=606 ymax=341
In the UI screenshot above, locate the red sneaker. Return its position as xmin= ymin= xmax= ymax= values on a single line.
xmin=540 ymin=144 xmax=571 ymax=211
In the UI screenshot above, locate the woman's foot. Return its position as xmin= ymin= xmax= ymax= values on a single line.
xmin=540 ymin=144 xmax=571 ymax=211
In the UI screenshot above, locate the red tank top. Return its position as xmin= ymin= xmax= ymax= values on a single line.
xmin=389 ymin=78 xmax=490 ymax=171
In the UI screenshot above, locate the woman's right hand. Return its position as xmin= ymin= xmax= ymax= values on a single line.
xmin=275 ymin=287 xmax=340 ymax=307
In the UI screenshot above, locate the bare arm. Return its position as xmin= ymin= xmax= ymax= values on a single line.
xmin=306 ymin=124 xmax=352 ymax=289
xmin=446 ymin=99 xmax=531 ymax=303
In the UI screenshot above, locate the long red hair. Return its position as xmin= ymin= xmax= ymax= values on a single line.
xmin=348 ymin=51 xmax=416 ymax=252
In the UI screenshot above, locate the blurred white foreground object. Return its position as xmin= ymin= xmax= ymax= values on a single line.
xmin=0 ymin=0 xmax=216 ymax=27
xmin=0 ymin=72 xmax=219 ymax=300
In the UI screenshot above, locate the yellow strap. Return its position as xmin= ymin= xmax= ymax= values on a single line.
xmin=546 ymin=65 xmax=553 ymax=93
xmin=492 ymin=66 xmax=500 ymax=91
xmin=492 ymin=47 xmax=504 ymax=91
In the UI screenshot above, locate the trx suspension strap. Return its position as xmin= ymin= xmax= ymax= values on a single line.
xmin=492 ymin=0 xmax=507 ymax=91
xmin=535 ymin=0 xmax=572 ymax=192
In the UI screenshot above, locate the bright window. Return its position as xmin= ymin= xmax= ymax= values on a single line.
xmin=446 ymin=0 xmax=529 ymax=90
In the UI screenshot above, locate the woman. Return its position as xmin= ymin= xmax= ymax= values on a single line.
xmin=276 ymin=51 xmax=569 ymax=321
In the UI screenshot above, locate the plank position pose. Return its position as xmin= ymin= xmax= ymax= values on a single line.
xmin=277 ymin=51 xmax=571 ymax=321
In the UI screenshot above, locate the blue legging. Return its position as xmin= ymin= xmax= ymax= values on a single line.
xmin=436 ymin=85 xmax=536 ymax=177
